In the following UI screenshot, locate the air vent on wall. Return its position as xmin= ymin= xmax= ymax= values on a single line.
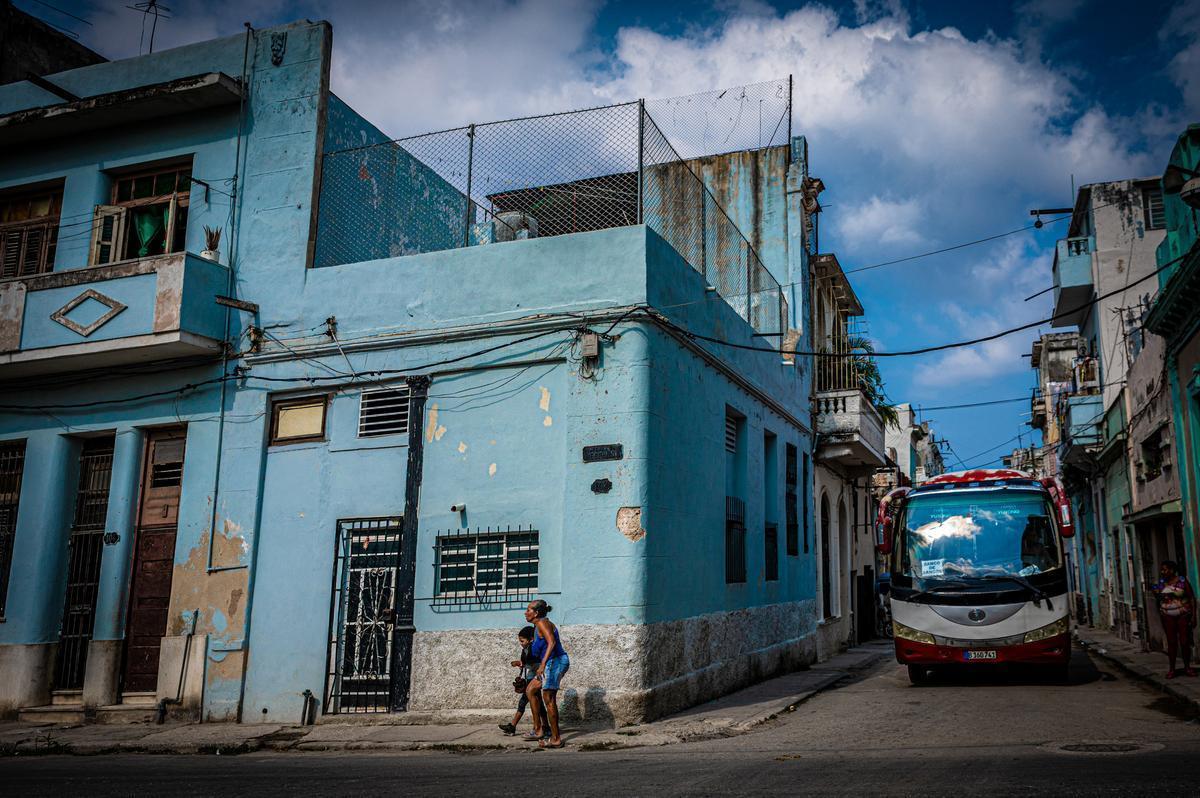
xmin=358 ymin=386 xmax=411 ymax=438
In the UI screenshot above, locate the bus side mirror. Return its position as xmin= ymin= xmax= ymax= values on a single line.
xmin=876 ymin=515 xmax=894 ymax=556
xmin=1042 ymin=477 xmax=1074 ymax=538
xmin=876 ymin=486 xmax=909 ymax=555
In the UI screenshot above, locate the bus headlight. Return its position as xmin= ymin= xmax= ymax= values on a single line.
xmin=1023 ymin=617 xmax=1069 ymax=644
xmin=893 ymin=622 xmax=935 ymax=645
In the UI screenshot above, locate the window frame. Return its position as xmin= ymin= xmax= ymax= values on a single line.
xmin=269 ymin=394 xmax=330 ymax=446
xmin=90 ymin=159 xmax=193 ymax=266
xmin=0 ymin=184 xmax=63 ymax=278
xmin=1142 ymin=186 xmax=1165 ymax=231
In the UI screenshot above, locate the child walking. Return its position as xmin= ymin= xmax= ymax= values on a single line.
xmin=498 ymin=626 xmax=546 ymax=735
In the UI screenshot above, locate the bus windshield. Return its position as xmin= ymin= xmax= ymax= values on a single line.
xmin=900 ymin=488 xmax=1061 ymax=581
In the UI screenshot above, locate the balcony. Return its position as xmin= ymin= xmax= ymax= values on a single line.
xmin=1056 ymin=393 xmax=1103 ymax=469
xmin=814 ymin=389 xmax=887 ymax=471
xmin=1031 ymin=389 xmax=1047 ymax=430
xmin=0 ymin=252 xmax=228 ymax=379
xmin=1051 ymin=236 xmax=1094 ymax=328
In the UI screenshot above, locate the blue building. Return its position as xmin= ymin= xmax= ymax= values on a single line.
xmin=0 ymin=21 xmax=822 ymax=725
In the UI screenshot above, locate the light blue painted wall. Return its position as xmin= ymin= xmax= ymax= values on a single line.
xmin=0 ymin=16 xmax=820 ymax=724
xmin=20 ymin=274 xmax=156 ymax=348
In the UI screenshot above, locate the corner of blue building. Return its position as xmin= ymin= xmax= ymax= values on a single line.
xmin=0 ymin=18 xmax=877 ymax=727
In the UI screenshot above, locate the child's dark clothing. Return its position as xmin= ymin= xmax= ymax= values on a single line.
xmin=516 ymin=643 xmax=539 ymax=714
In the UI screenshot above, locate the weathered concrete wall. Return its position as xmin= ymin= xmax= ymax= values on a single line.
xmin=408 ymin=600 xmax=818 ymax=725
xmin=1128 ymin=332 xmax=1180 ymax=513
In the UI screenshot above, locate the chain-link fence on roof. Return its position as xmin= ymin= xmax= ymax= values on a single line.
xmin=314 ymin=83 xmax=790 ymax=339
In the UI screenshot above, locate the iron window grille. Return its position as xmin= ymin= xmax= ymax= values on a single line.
xmin=0 ymin=441 xmax=26 ymax=619
xmin=725 ymin=496 xmax=746 ymax=584
xmin=1142 ymin=187 xmax=1165 ymax=231
xmin=433 ymin=526 xmax=538 ymax=606
xmin=358 ymin=386 xmax=411 ymax=438
xmin=326 ymin=516 xmax=404 ymax=714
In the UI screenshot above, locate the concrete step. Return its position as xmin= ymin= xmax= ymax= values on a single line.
xmin=19 ymin=704 xmax=85 ymax=725
xmin=120 ymin=691 xmax=158 ymax=707
xmin=51 ymin=690 xmax=83 ymax=706
xmin=96 ymin=703 xmax=157 ymax=724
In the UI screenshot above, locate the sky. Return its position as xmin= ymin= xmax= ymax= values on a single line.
xmin=25 ymin=0 xmax=1200 ymax=468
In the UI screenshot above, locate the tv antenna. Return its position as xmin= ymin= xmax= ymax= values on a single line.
xmin=127 ymin=1 xmax=172 ymax=55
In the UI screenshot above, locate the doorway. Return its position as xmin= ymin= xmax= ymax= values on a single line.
xmin=55 ymin=437 xmax=116 ymax=690
xmin=121 ymin=429 xmax=186 ymax=694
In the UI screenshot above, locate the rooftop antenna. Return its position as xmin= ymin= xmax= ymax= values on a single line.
xmin=127 ymin=0 xmax=172 ymax=55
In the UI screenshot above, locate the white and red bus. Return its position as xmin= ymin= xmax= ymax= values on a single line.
xmin=876 ymin=469 xmax=1075 ymax=684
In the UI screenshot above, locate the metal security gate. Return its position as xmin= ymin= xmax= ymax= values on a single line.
xmin=55 ymin=438 xmax=115 ymax=690
xmin=0 ymin=441 xmax=27 ymax=619
xmin=325 ymin=517 xmax=405 ymax=713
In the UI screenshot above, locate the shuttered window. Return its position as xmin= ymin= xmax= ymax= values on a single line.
xmin=0 ymin=186 xmax=61 ymax=278
xmin=358 ymin=386 xmax=411 ymax=438
xmin=725 ymin=413 xmax=738 ymax=453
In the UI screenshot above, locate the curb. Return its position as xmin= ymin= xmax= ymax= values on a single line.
xmin=1075 ymin=633 xmax=1200 ymax=716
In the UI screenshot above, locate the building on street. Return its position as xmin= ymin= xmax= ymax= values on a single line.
xmin=1145 ymin=122 xmax=1200 ymax=665
xmin=0 ymin=19 xmax=852 ymax=726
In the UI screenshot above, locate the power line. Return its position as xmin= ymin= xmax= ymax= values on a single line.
xmin=843 ymin=215 xmax=1071 ymax=275
xmin=917 ymin=396 xmax=1028 ymax=411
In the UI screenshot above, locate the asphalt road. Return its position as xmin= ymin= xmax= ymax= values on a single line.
xmin=4 ymin=649 xmax=1198 ymax=797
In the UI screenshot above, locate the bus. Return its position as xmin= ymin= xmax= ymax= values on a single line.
xmin=876 ymin=469 xmax=1075 ymax=684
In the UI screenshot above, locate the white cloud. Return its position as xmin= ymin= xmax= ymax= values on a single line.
xmin=836 ymin=196 xmax=925 ymax=248
xmin=1163 ymin=1 xmax=1200 ymax=117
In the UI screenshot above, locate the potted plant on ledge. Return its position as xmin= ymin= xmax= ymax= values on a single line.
xmin=201 ymin=226 xmax=222 ymax=263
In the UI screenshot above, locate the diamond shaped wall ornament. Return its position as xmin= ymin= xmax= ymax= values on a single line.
xmin=50 ymin=289 xmax=128 ymax=337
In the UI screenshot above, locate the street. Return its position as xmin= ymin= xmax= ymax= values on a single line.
xmin=3 ymin=648 xmax=1197 ymax=797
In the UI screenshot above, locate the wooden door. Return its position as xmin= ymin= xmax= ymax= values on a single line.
xmin=122 ymin=430 xmax=185 ymax=693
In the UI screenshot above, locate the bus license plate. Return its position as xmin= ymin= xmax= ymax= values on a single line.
xmin=964 ymin=650 xmax=997 ymax=661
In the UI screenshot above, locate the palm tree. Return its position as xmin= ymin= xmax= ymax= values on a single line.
xmin=847 ymin=335 xmax=899 ymax=429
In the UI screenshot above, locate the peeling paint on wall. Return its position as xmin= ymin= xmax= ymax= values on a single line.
xmin=457 ymin=441 xmax=467 ymax=454
xmin=539 ymin=386 xmax=551 ymax=411
xmin=543 ymin=416 xmax=553 ymax=427
xmin=616 ymin=506 xmax=646 ymax=542
xmin=425 ymin=403 xmax=446 ymax=442
xmin=488 ymin=462 xmax=497 ymax=477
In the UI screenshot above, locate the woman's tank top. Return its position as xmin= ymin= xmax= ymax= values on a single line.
xmin=531 ymin=624 xmax=565 ymax=659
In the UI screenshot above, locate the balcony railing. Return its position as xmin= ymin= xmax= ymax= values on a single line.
xmin=814 ymin=389 xmax=887 ymax=470
xmin=0 ymin=252 xmax=228 ymax=379
xmin=1052 ymin=235 xmax=1094 ymax=328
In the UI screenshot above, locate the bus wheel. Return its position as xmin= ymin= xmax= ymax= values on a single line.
xmin=907 ymin=665 xmax=929 ymax=685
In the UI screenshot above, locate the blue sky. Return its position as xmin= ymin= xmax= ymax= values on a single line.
xmin=28 ymin=0 xmax=1200 ymax=467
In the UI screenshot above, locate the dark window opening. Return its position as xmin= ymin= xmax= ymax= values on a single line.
xmin=765 ymin=523 xmax=779 ymax=581
xmin=433 ymin=527 xmax=539 ymax=605
xmin=0 ymin=185 xmax=62 ymax=278
xmin=91 ymin=161 xmax=192 ymax=265
xmin=725 ymin=496 xmax=746 ymax=584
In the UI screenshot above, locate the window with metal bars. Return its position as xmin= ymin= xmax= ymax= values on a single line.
xmin=358 ymin=386 xmax=411 ymax=438
xmin=0 ymin=185 xmax=61 ymax=278
xmin=0 ymin=441 xmax=26 ymax=619
xmin=1142 ymin=186 xmax=1165 ymax=231
xmin=725 ymin=496 xmax=746 ymax=584
xmin=433 ymin=526 xmax=538 ymax=605
xmin=785 ymin=443 xmax=799 ymax=556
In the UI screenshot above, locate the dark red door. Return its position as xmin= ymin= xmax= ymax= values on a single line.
xmin=122 ymin=430 xmax=185 ymax=693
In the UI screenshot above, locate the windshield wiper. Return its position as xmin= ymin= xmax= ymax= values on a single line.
xmin=980 ymin=574 xmax=1052 ymax=610
xmin=904 ymin=580 xmax=973 ymax=603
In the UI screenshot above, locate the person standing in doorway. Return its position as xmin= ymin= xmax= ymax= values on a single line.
xmin=523 ymin=599 xmax=569 ymax=749
xmin=1152 ymin=560 xmax=1196 ymax=678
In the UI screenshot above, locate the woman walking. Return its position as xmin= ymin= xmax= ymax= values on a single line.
xmin=523 ymin=599 xmax=569 ymax=748
xmin=1152 ymin=560 xmax=1196 ymax=678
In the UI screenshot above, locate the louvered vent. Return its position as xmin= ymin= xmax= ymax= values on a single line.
xmin=359 ymin=387 xmax=411 ymax=437
xmin=725 ymin=414 xmax=739 ymax=454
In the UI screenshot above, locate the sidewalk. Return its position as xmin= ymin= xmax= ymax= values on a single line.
xmin=0 ymin=641 xmax=891 ymax=756
xmin=1074 ymin=627 xmax=1200 ymax=715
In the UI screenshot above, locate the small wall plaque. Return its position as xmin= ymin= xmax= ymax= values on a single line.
xmin=582 ymin=444 xmax=623 ymax=463
xmin=591 ymin=478 xmax=612 ymax=494
xmin=103 ymin=531 xmax=120 ymax=546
